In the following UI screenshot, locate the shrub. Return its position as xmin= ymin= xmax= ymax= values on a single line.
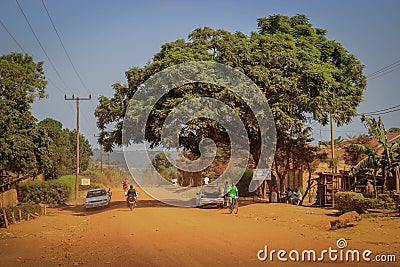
xmin=360 ymin=193 xmax=397 ymax=210
xmin=377 ymin=194 xmax=397 ymax=210
xmin=57 ymin=175 xmax=75 ymax=192
xmin=335 ymin=192 xmax=366 ymax=214
xmin=335 ymin=192 xmax=398 ymax=213
xmin=363 ymin=198 xmax=385 ymax=209
xmin=17 ymin=177 xmax=73 ymax=205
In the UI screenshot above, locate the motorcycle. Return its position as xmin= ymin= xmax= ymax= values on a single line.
xmin=128 ymin=196 xmax=137 ymax=210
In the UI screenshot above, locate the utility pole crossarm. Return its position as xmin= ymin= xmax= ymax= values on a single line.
xmin=65 ymin=94 xmax=92 ymax=200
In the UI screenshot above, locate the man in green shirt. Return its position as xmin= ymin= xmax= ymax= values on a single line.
xmin=227 ymin=183 xmax=238 ymax=210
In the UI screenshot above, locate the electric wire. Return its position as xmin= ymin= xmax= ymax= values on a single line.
xmin=0 ymin=18 xmax=25 ymax=53
xmin=366 ymin=59 xmax=400 ymax=80
xmin=0 ymin=9 xmax=79 ymax=127
xmin=358 ymin=104 xmax=400 ymax=116
xmin=15 ymin=0 xmax=71 ymax=91
xmin=360 ymin=107 xmax=400 ymax=116
xmin=40 ymin=0 xmax=94 ymax=105
xmin=40 ymin=0 xmax=98 ymax=134
xmin=15 ymin=0 xmax=96 ymax=135
xmin=0 ymin=14 xmax=74 ymax=98
xmin=361 ymin=104 xmax=400 ymax=115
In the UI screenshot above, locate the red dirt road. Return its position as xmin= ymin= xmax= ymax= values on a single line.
xmin=1 ymin=187 xmax=399 ymax=266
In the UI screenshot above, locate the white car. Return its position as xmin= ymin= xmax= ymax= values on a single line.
xmin=85 ymin=188 xmax=110 ymax=209
xmin=196 ymin=185 xmax=224 ymax=208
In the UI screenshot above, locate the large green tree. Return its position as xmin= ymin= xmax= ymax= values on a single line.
xmin=38 ymin=118 xmax=93 ymax=179
xmin=95 ymin=15 xmax=366 ymax=190
xmin=0 ymin=53 xmax=50 ymax=176
xmin=38 ymin=118 xmax=73 ymax=179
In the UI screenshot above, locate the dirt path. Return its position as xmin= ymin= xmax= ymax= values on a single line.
xmin=1 ymin=187 xmax=399 ymax=266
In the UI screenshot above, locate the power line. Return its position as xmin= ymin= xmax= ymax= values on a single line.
xmin=0 ymin=18 xmax=25 ymax=53
xmin=37 ymin=1 xmax=97 ymax=134
xmin=1 ymin=5 xmax=92 ymax=136
xmin=366 ymin=59 xmax=400 ymax=80
xmin=318 ymin=129 xmax=366 ymax=134
xmin=359 ymin=103 xmax=400 ymax=116
xmin=0 ymin=15 xmax=74 ymax=97
xmin=361 ymin=107 xmax=400 ymax=116
xmin=40 ymin=0 xmax=93 ymax=101
xmin=15 ymin=0 xmax=71 ymax=91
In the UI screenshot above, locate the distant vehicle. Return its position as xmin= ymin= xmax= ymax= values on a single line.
xmin=85 ymin=188 xmax=110 ymax=209
xmin=196 ymin=185 xmax=224 ymax=208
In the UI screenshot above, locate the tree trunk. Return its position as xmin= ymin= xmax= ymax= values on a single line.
xmin=382 ymin=165 xmax=387 ymax=194
xmin=373 ymin=168 xmax=377 ymax=199
xmin=300 ymin=161 xmax=313 ymax=206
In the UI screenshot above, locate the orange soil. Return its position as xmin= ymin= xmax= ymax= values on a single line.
xmin=1 ymin=187 xmax=399 ymax=266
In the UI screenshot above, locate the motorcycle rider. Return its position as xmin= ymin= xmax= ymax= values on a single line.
xmin=122 ymin=178 xmax=129 ymax=191
xmin=126 ymin=185 xmax=138 ymax=206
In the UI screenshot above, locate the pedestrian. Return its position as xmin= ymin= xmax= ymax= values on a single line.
xmin=270 ymin=186 xmax=278 ymax=203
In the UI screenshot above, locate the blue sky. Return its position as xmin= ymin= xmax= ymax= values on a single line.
xmin=1 ymin=0 xmax=400 ymax=147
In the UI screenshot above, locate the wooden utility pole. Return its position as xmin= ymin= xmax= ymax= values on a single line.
xmin=396 ymin=166 xmax=399 ymax=193
xmin=94 ymin=134 xmax=103 ymax=173
xmin=330 ymin=113 xmax=336 ymax=173
xmin=65 ymin=94 xmax=91 ymax=200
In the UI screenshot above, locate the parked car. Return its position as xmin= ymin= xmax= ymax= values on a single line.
xmin=85 ymin=188 xmax=110 ymax=209
xmin=196 ymin=185 xmax=224 ymax=208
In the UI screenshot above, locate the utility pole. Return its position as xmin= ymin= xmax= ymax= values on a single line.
xmin=330 ymin=113 xmax=336 ymax=173
xmin=65 ymin=94 xmax=91 ymax=200
xmin=94 ymin=134 xmax=103 ymax=173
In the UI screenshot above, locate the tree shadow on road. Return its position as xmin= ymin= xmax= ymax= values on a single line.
xmin=56 ymin=197 xmax=267 ymax=216
xmin=57 ymin=199 xmax=176 ymax=216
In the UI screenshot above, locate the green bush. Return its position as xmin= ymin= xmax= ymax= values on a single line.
xmin=363 ymin=198 xmax=385 ymax=209
xmin=57 ymin=175 xmax=75 ymax=191
xmin=17 ymin=177 xmax=73 ymax=205
xmin=335 ymin=192 xmax=366 ymax=214
xmin=377 ymin=193 xmax=392 ymax=202
xmin=335 ymin=192 xmax=398 ymax=213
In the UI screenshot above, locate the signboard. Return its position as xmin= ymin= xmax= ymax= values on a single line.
xmin=253 ymin=168 xmax=271 ymax=181
xmin=81 ymin=178 xmax=91 ymax=186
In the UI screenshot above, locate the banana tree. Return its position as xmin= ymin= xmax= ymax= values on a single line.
xmin=350 ymin=116 xmax=400 ymax=197
xmin=362 ymin=115 xmax=400 ymax=192
xmin=350 ymin=145 xmax=380 ymax=198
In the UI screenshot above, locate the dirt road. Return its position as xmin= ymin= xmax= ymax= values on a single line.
xmin=1 ymin=187 xmax=399 ymax=266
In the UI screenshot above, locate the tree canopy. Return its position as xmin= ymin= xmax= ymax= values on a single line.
xmin=38 ymin=118 xmax=93 ymax=179
xmin=95 ymin=14 xmax=367 ymax=183
xmin=0 ymin=53 xmax=49 ymax=176
xmin=0 ymin=53 xmax=93 ymax=179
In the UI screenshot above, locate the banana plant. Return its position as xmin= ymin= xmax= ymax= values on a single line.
xmin=350 ymin=145 xmax=380 ymax=198
xmin=350 ymin=116 xmax=400 ymax=197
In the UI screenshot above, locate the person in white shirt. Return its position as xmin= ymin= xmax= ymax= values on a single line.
xmin=285 ymin=188 xmax=293 ymax=204
xmin=270 ymin=186 xmax=278 ymax=203
xmin=291 ymin=188 xmax=302 ymax=205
